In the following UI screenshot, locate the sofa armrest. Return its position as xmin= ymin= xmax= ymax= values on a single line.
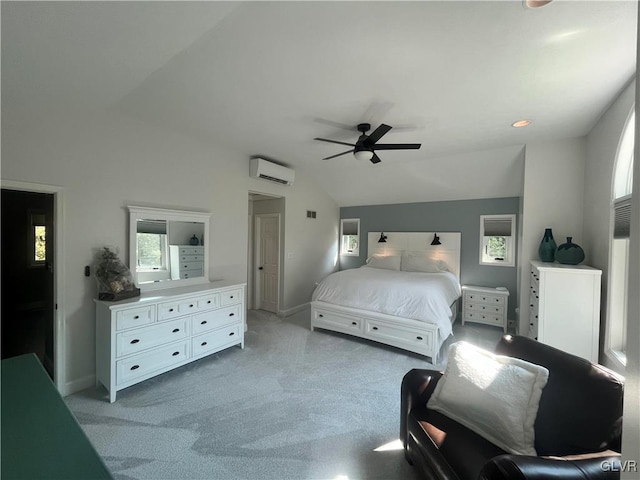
xmin=478 ymin=453 xmax=623 ymax=480
xmin=400 ymin=369 xmax=442 ymax=448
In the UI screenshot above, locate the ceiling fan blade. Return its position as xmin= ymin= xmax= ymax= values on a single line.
xmin=322 ymin=149 xmax=354 ymax=160
xmin=371 ymin=143 xmax=421 ymax=150
xmin=366 ymin=124 xmax=392 ymax=144
xmin=314 ymin=137 xmax=356 ymax=147
xmin=370 ymin=153 xmax=382 ymax=164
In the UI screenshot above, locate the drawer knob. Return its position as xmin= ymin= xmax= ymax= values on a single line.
xmin=530 ymin=323 xmax=534 ymax=326
xmin=169 ymin=308 xmax=174 ymax=312
xmin=416 ymin=336 xmax=423 ymax=340
xmin=189 ymin=304 xmax=194 ymax=308
xmin=201 ymin=342 xmax=207 ymax=346
xmin=207 ymin=300 xmax=211 ymax=304
xmin=172 ymin=328 xmax=180 ymax=333
xmin=134 ymin=315 xmax=140 ymax=319
xmin=172 ymin=351 xmax=180 ymax=356
xmin=319 ymin=314 xmax=323 ymax=318
xmin=130 ymin=365 xmax=139 ymax=371
xmin=229 ymin=313 xmax=235 ymax=317
xmin=351 ymin=322 xmax=357 ymax=326
xmin=372 ymin=326 xmax=378 ymax=331
xmin=230 ymin=295 xmax=234 ymax=299
xmin=200 ymin=320 xmax=207 ymax=325
xmin=130 ymin=339 xmax=140 ymax=344
xmin=229 ymin=332 xmax=235 ymax=336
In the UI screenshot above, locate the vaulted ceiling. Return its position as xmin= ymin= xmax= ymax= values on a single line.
xmin=2 ymin=1 xmax=637 ymax=206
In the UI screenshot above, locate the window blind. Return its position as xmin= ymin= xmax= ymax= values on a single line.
xmin=342 ymin=220 xmax=359 ymax=236
xmin=614 ymin=196 xmax=632 ymax=239
xmin=137 ymin=220 xmax=167 ymax=235
xmin=483 ymin=218 xmax=512 ymax=237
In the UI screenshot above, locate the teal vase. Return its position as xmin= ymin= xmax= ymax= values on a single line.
xmin=189 ymin=235 xmax=199 ymax=246
xmin=556 ymin=237 xmax=585 ymax=265
xmin=538 ymin=228 xmax=557 ymax=262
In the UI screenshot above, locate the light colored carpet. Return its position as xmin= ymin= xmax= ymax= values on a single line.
xmin=66 ymin=307 xmax=503 ymax=480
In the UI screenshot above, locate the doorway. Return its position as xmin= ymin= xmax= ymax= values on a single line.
xmin=1 ymin=189 xmax=55 ymax=378
xmin=248 ymin=193 xmax=283 ymax=313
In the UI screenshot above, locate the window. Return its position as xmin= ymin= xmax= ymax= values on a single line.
xmin=340 ymin=218 xmax=360 ymax=256
xmin=136 ymin=220 xmax=168 ymax=271
xmin=479 ymin=214 xmax=516 ymax=267
xmin=29 ymin=210 xmax=46 ymax=267
xmin=607 ymin=109 xmax=634 ymax=365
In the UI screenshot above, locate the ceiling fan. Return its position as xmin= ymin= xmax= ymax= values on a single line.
xmin=314 ymin=123 xmax=421 ymax=164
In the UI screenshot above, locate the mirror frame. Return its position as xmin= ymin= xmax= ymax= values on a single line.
xmin=128 ymin=205 xmax=211 ymax=292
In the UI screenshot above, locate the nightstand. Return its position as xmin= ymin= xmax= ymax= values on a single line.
xmin=461 ymin=285 xmax=509 ymax=332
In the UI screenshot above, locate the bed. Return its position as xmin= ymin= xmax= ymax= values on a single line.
xmin=310 ymin=232 xmax=461 ymax=363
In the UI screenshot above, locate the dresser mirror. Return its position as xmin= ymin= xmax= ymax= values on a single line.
xmin=128 ymin=205 xmax=211 ymax=291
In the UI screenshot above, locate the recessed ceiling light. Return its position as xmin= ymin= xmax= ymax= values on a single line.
xmin=523 ymin=0 xmax=553 ymax=9
xmin=512 ymin=120 xmax=531 ymax=128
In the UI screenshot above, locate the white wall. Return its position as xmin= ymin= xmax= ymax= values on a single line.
xmin=2 ymin=108 xmax=338 ymax=395
xmin=518 ymin=138 xmax=587 ymax=335
xmin=585 ymin=79 xmax=636 ymax=370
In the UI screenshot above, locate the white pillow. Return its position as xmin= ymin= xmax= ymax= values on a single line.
xmin=426 ymin=341 xmax=549 ymax=456
xmin=365 ymin=255 xmax=401 ymax=270
xmin=401 ymin=255 xmax=447 ymax=273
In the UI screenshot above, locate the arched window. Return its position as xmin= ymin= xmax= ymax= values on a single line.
xmin=607 ymin=108 xmax=634 ymax=365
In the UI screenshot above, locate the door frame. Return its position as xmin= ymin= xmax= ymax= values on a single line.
xmin=254 ymin=213 xmax=280 ymax=313
xmin=1 ymin=180 xmax=66 ymax=393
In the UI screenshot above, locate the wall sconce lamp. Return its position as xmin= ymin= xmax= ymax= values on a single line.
xmin=430 ymin=233 xmax=441 ymax=246
xmin=378 ymin=232 xmax=388 ymax=243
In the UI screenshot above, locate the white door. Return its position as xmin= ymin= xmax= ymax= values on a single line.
xmin=256 ymin=214 xmax=279 ymax=313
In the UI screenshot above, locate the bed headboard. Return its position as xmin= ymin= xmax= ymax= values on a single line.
xmin=367 ymin=232 xmax=461 ymax=281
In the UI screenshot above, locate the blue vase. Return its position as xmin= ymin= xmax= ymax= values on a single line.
xmin=556 ymin=237 xmax=585 ymax=265
xmin=189 ymin=235 xmax=199 ymax=246
xmin=538 ymin=228 xmax=557 ymax=262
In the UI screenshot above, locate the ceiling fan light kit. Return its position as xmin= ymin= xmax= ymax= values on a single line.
xmin=314 ymin=122 xmax=421 ymax=164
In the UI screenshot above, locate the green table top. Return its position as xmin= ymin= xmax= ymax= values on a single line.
xmin=1 ymin=354 xmax=112 ymax=480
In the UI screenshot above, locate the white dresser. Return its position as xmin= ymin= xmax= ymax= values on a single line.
xmin=95 ymin=281 xmax=245 ymax=402
xmin=169 ymin=245 xmax=205 ymax=280
xmin=528 ymin=261 xmax=601 ymax=362
xmin=461 ymin=285 xmax=509 ymax=332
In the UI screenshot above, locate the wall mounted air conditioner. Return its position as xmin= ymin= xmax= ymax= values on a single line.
xmin=249 ymin=158 xmax=295 ymax=185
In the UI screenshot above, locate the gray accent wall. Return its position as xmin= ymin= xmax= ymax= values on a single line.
xmin=340 ymin=197 xmax=520 ymax=320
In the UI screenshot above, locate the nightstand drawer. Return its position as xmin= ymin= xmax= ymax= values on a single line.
xmin=464 ymin=292 xmax=505 ymax=306
xmin=465 ymin=303 xmax=505 ymax=316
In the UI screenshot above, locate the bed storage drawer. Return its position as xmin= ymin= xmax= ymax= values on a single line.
xmin=312 ymin=308 xmax=363 ymax=335
xmin=365 ymin=320 xmax=433 ymax=347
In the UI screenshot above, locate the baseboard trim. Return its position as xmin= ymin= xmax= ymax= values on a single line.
xmin=278 ymin=302 xmax=309 ymax=317
xmin=64 ymin=373 xmax=95 ymax=397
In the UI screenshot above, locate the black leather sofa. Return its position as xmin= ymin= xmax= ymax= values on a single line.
xmin=400 ymin=335 xmax=625 ymax=480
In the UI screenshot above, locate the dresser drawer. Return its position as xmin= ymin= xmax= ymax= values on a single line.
xmin=192 ymin=305 xmax=241 ymax=335
xmin=177 ymin=247 xmax=204 ymax=256
xmin=116 ymin=341 xmax=189 ymax=385
xmin=116 ymin=306 xmax=155 ymax=331
xmin=177 ymin=253 xmax=204 ymax=263
xmin=464 ymin=291 xmax=505 ymax=306
xmin=196 ymin=293 xmax=220 ymax=310
xmin=116 ymin=317 xmax=190 ymax=357
xmin=176 ymin=261 xmax=204 ymax=272
xmin=192 ymin=324 xmax=241 ymax=357
xmin=463 ymin=311 xmax=504 ymax=326
xmin=465 ymin=302 xmax=505 ymax=316
xmin=158 ymin=297 xmax=200 ymax=320
xmin=220 ymin=288 xmax=242 ymax=306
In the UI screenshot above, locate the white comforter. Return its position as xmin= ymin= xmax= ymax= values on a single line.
xmin=312 ymin=266 xmax=461 ymax=338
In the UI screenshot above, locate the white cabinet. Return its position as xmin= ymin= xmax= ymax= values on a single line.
xmin=528 ymin=261 xmax=601 ymax=362
xmin=95 ymin=281 xmax=245 ymax=402
xmin=169 ymin=245 xmax=205 ymax=280
xmin=461 ymin=285 xmax=509 ymax=332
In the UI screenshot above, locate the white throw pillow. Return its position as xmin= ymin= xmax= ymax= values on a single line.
xmin=426 ymin=341 xmax=549 ymax=456
xmin=401 ymin=255 xmax=447 ymax=273
xmin=365 ymin=255 xmax=401 ymax=270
